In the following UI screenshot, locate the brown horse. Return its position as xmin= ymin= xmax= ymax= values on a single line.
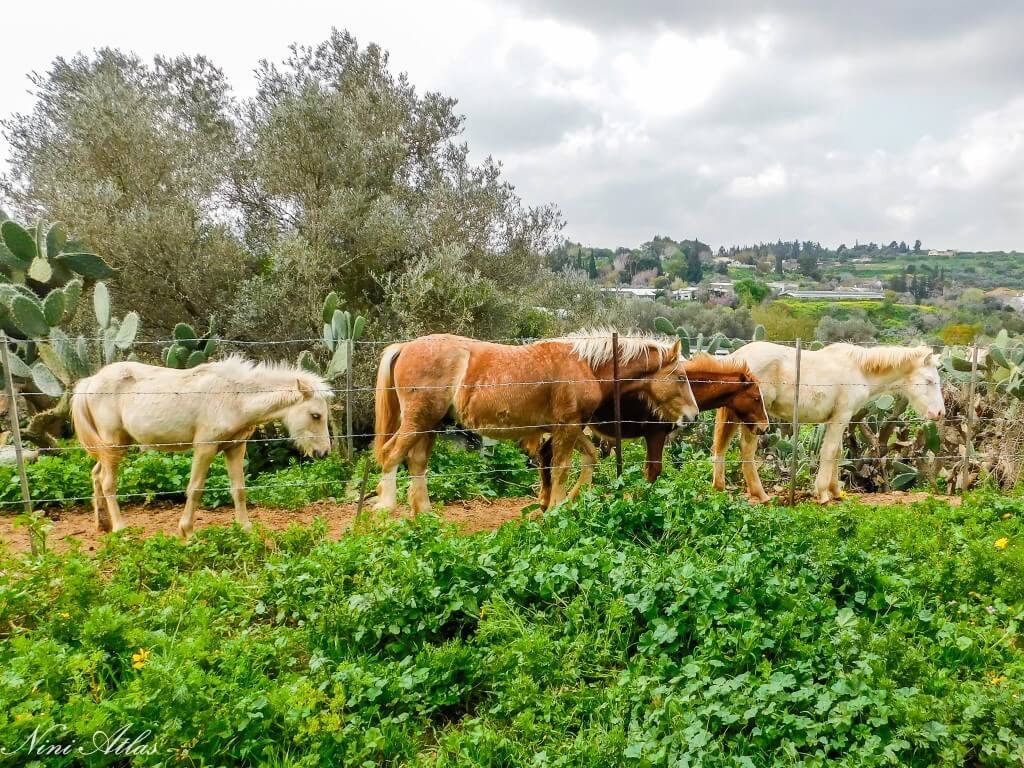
xmin=534 ymin=355 xmax=769 ymax=495
xmin=373 ymin=331 xmax=699 ymax=513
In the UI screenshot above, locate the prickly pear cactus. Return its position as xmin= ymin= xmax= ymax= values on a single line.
xmin=164 ymin=319 xmax=217 ymax=369
xmin=298 ymin=292 xmax=366 ymax=380
xmin=0 ymin=217 xmax=115 ymax=299
xmin=654 ymin=316 xmax=731 ymax=358
xmin=21 ymin=281 xmax=141 ymax=397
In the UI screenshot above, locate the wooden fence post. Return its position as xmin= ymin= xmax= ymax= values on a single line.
xmin=961 ymin=341 xmax=979 ymax=495
xmin=611 ymin=331 xmax=623 ymax=478
xmin=1 ymin=332 xmax=38 ymax=555
xmin=788 ymin=338 xmax=803 ymax=507
xmin=345 ymin=336 xmax=354 ymax=460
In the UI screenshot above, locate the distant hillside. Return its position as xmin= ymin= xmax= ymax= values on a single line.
xmin=547 ymin=236 xmax=1024 ymax=293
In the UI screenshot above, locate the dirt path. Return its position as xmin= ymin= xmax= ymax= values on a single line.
xmin=0 ymin=496 xmax=536 ymax=554
xmin=0 ymin=489 xmax=960 ymax=555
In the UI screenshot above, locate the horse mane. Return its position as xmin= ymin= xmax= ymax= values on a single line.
xmin=825 ymin=343 xmax=933 ymax=374
xmin=557 ymin=328 xmax=677 ymax=368
xmin=201 ymin=355 xmax=334 ymax=399
xmin=685 ymin=353 xmax=753 ymax=378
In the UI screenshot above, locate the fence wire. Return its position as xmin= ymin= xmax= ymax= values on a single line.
xmin=0 ymin=330 xmax=1009 ymax=517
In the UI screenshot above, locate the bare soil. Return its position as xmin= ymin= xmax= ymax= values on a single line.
xmin=0 ymin=496 xmax=537 ymax=554
xmin=0 ymin=489 xmax=961 ymax=555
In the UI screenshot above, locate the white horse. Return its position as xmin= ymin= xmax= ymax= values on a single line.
xmin=712 ymin=341 xmax=945 ymax=503
xmin=72 ymin=356 xmax=332 ymax=538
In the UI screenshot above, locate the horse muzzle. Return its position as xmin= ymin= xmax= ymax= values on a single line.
xmin=313 ymin=448 xmax=329 ymax=459
xmin=925 ymin=408 xmax=946 ymax=421
xmin=675 ymin=409 xmax=699 ymax=427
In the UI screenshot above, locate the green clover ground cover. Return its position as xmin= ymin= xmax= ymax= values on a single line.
xmin=0 ymin=439 xmax=537 ymax=511
xmin=1 ymin=460 xmax=1022 ymax=766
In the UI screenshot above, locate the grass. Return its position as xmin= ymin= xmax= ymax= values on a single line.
xmin=1 ymin=454 xmax=1022 ymax=766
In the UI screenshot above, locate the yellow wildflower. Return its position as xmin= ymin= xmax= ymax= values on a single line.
xmin=58 ymin=611 xmax=70 ymax=619
xmin=995 ymin=537 xmax=1010 ymax=550
xmin=1001 ymin=513 xmax=1013 ymax=520
xmin=131 ymin=648 xmax=151 ymax=670
xmin=988 ymin=673 xmax=1006 ymax=685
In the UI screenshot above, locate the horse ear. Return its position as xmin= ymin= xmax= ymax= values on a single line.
xmin=297 ymin=378 xmax=314 ymax=399
xmin=664 ymin=340 xmax=681 ymax=365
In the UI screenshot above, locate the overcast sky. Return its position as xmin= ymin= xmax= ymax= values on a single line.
xmin=2 ymin=1 xmax=1022 ymax=250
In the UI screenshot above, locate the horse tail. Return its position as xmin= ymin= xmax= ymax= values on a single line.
xmin=70 ymin=379 xmax=106 ymax=459
xmin=374 ymin=343 xmax=404 ymax=465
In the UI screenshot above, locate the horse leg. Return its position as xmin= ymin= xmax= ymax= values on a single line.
xmin=97 ymin=455 xmax=128 ymax=532
xmin=224 ymin=443 xmax=250 ymax=532
xmin=179 ymin=444 xmax=219 ymax=540
xmin=567 ymin=434 xmax=597 ymax=499
xmin=405 ymin=433 xmax=437 ymax=515
xmin=534 ymin=438 xmax=553 ymax=508
xmin=373 ymin=426 xmax=426 ymax=512
xmin=712 ymin=408 xmax=739 ymax=491
xmin=546 ymin=428 xmax=581 ymax=509
xmin=814 ymin=417 xmax=849 ymax=503
xmin=374 ymin=468 xmax=399 ymax=511
xmin=739 ymin=425 xmax=772 ymax=503
xmin=645 ymin=431 xmax=668 ymax=483
xmin=91 ymin=463 xmax=110 ymax=532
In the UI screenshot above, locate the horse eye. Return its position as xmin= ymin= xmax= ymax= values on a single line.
xmin=311 ymin=413 xmax=322 ymax=420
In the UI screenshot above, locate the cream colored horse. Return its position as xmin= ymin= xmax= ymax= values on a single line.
xmin=713 ymin=341 xmax=945 ymax=503
xmin=72 ymin=356 xmax=332 ymax=538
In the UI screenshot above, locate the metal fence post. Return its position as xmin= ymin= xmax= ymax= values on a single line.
xmin=788 ymin=338 xmax=803 ymax=507
xmin=1 ymin=332 xmax=38 ymax=555
xmin=345 ymin=336 xmax=354 ymax=460
xmin=961 ymin=341 xmax=979 ymax=494
xmin=611 ymin=331 xmax=623 ymax=478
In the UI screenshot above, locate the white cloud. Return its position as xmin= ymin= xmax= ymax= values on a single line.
xmin=1 ymin=0 xmax=1022 ymax=249
xmin=727 ymin=163 xmax=788 ymax=197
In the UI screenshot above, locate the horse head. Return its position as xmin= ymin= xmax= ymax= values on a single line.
xmin=902 ymin=349 xmax=946 ymax=421
xmin=644 ymin=340 xmax=700 ymax=426
xmin=282 ymin=378 xmax=334 ymax=458
xmin=732 ymin=369 xmax=771 ymax=434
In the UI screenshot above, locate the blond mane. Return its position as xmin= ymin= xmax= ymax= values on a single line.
xmin=684 ymin=353 xmax=753 ymax=377
xmin=200 ymin=355 xmax=333 ymax=399
xmin=557 ymin=328 xmax=677 ymax=368
xmin=825 ymin=343 xmax=934 ymax=375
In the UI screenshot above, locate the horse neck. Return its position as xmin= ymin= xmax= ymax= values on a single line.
xmin=238 ymin=368 xmax=304 ymax=421
xmin=859 ymin=365 xmax=913 ymax=398
xmin=689 ymin=374 xmax=745 ymax=409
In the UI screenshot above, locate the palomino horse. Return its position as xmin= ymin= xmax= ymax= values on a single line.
xmin=72 ymin=356 xmax=332 ymax=538
xmin=713 ymin=341 xmax=945 ymax=503
xmin=533 ymin=354 xmax=770 ymax=496
xmin=373 ymin=331 xmax=700 ymax=513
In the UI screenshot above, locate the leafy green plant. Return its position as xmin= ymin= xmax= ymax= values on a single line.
xmin=1 ymin=459 xmax=1022 ymax=765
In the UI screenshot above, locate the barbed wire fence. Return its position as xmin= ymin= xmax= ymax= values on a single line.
xmin=0 ymin=330 xmax=1010 ymax=549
